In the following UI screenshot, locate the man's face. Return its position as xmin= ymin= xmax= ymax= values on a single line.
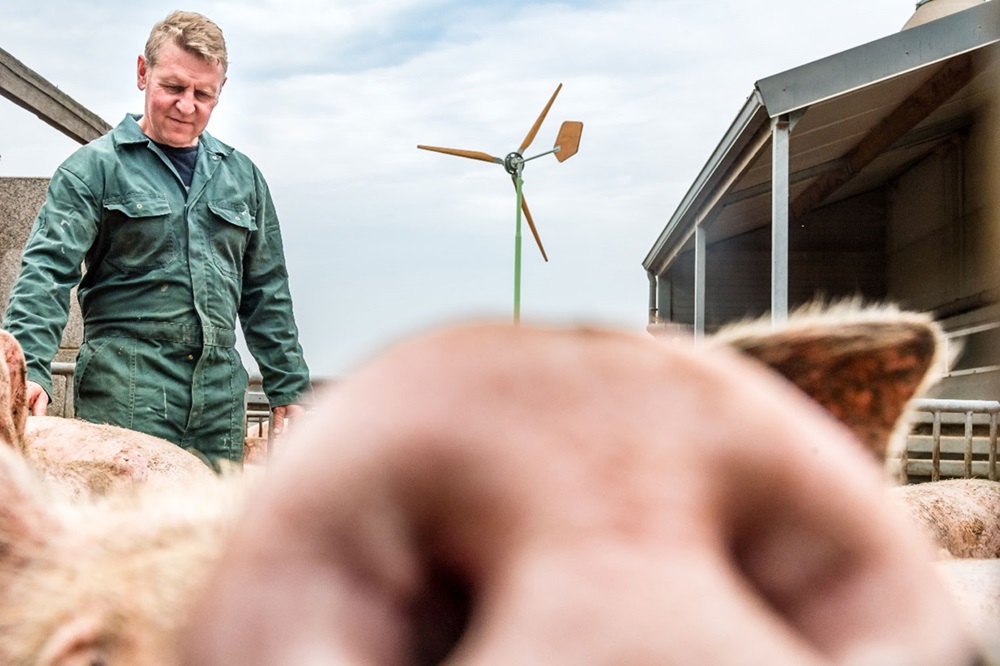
xmin=136 ymin=40 xmax=226 ymax=147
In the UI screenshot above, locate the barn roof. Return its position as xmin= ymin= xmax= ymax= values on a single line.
xmin=643 ymin=1 xmax=999 ymax=277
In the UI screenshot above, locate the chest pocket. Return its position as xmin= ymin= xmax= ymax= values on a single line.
xmin=102 ymin=195 xmax=175 ymax=273
xmin=207 ymin=200 xmax=256 ymax=278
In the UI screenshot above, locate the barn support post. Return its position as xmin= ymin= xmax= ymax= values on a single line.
xmin=770 ymin=111 xmax=803 ymax=325
xmin=771 ymin=115 xmax=791 ymax=325
xmin=646 ymin=271 xmax=658 ymax=325
xmin=694 ymin=225 xmax=706 ymax=341
xmin=657 ymin=274 xmax=671 ymax=325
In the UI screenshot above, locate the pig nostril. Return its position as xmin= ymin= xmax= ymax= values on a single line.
xmin=406 ymin=564 xmax=473 ymax=666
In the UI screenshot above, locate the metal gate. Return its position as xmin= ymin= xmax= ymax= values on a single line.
xmin=897 ymin=398 xmax=999 ymax=483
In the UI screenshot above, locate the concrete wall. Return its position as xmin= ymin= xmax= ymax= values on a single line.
xmin=0 ymin=176 xmax=81 ymax=416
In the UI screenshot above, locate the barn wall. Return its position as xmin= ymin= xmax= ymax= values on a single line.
xmin=0 ymin=176 xmax=81 ymax=416
xmin=882 ymin=64 xmax=1000 ymax=399
xmin=886 ymin=138 xmax=965 ymax=312
xmin=666 ymin=188 xmax=887 ymax=330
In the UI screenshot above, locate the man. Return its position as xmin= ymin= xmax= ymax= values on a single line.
xmin=2 ymin=11 xmax=310 ymax=465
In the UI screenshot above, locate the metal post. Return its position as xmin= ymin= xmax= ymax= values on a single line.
xmin=931 ymin=410 xmax=941 ymax=482
xmin=964 ymin=410 xmax=974 ymax=479
xmin=657 ymin=275 xmax=672 ymax=324
xmin=513 ymin=170 xmax=524 ymax=324
xmin=771 ymin=115 xmax=791 ymax=325
xmin=694 ymin=226 xmax=706 ymax=341
xmin=647 ymin=271 xmax=658 ymax=325
xmin=990 ymin=412 xmax=997 ymax=481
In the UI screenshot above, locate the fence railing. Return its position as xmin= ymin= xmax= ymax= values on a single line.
xmin=897 ymin=398 xmax=999 ymax=483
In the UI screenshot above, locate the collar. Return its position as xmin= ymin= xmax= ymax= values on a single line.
xmin=113 ymin=113 xmax=234 ymax=159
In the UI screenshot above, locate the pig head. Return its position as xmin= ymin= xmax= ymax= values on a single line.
xmin=0 ymin=443 xmax=245 ymax=665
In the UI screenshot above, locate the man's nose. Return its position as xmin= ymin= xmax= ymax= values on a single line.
xmin=175 ymin=92 xmax=196 ymax=114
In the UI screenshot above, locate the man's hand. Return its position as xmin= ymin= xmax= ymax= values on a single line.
xmin=25 ymin=380 xmax=48 ymax=416
xmin=270 ymin=403 xmax=305 ymax=437
xmin=184 ymin=324 xmax=978 ymax=665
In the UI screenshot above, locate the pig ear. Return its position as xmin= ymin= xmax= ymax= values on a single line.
xmin=0 ymin=330 xmax=28 ymax=450
xmin=709 ymin=302 xmax=947 ymax=461
xmin=0 ymin=444 xmax=54 ymax=575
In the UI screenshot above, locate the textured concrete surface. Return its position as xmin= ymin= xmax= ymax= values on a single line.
xmin=0 ymin=177 xmax=80 ymax=416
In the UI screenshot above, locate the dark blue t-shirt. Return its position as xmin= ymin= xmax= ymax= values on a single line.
xmin=155 ymin=142 xmax=199 ymax=188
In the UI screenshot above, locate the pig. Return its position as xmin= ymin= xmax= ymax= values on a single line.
xmin=0 ymin=305 xmax=985 ymax=664
xmin=890 ymin=478 xmax=1000 ymax=559
xmin=242 ymin=436 xmax=269 ymax=465
xmin=0 ymin=330 xmax=213 ymax=497
xmin=935 ymin=558 xmax=1000 ymax=660
xmin=887 ymin=477 xmax=1000 ymax=660
xmin=0 ymin=443 xmax=245 ymax=665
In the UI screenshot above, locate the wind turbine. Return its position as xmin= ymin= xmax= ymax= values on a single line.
xmin=418 ymin=83 xmax=583 ymax=323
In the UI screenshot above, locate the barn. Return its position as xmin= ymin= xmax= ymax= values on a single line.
xmin=642 ymin=0 xmax=1000 ymax=479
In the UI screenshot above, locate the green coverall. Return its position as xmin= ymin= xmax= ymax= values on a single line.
xmin=2 ymin=114 xmax=310 ymax=464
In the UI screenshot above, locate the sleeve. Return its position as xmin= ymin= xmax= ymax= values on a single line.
xmin=2 ymin=165 xmax=99 ymax=398
xmin=237 ymin=165 xmax=311 ymax=408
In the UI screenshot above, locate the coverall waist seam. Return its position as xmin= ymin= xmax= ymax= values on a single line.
xmin=84 ymin=322 xmax=237 ymax=347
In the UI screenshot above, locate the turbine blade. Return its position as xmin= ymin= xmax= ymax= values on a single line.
xmin=554 ymin=121 xmax=583 ymax=162
xmin=518 ymin=83 xmax=562 ymax=154
xmin=417 ymin=145 xmax=502 ymax=164
xmin=513 ymin=177 xmax=548 ymax=262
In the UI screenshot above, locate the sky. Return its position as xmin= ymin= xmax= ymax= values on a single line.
xmin=1 ymin=0 xmax=924 ymax=380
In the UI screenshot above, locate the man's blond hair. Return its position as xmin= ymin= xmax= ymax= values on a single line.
xmin=144 ymin=10 xmax=228 ymax=73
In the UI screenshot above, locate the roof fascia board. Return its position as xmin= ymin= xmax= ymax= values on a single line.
xmin=756 ymin=1 xmax=999 ymax=117
xmin=0 ymin=45 xmax=111 ymax=144
xmin=642 ymin=91 xmax=768 ymax=272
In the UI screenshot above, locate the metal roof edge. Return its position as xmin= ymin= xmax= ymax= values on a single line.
xmin=756 ymin=0 xmax=999 ymax=117
xmin=642 ymin=91 xmax=768 ymax=273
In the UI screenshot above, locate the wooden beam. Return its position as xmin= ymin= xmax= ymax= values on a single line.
xmin=0 ymin=45 xmax=112 ymax=145
xmin=789 ymin=53 xmax=974 ymax=221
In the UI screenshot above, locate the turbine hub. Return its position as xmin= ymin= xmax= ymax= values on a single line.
xmin=504 ymin=152 xmax=524 ymax=176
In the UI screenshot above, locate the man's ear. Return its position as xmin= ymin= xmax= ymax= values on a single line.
xmin=136 ymin=54 xmax=148 ymax=91
xmin=708 ymin=302 xmax=949 ymax=461
xmin=0 ymin=330 xmax=28 ymax=450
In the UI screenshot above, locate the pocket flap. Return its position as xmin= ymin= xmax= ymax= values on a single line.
xmin=208 ymin=200 xmax=256 ymax=231
xmin=103 ymin=194 xmax=171 ymax=218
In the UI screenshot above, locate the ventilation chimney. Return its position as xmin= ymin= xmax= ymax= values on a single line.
xmin=902 ymin=0 xmax=987 ymax=30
